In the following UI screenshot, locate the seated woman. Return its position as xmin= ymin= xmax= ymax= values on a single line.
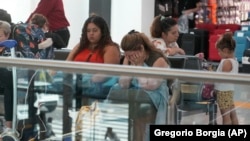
xmin=66 ymin=14 xmax=120 ymax=103
xmin=150 ymin=15 xmax=204 ymax=59
xmin=118 ymin=30 xmax=170 ymax=141
xmin=150 ymin=15 xmax=185 ymax=56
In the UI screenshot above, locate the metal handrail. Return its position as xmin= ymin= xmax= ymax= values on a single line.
xmin=0 ymin=56 xmax=250 ymax=85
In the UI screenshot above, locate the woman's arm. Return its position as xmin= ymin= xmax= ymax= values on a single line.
xmin=66 ymin=43 xmax=80 ymax=61
xmin=118 ymin=57 xmax=133 ymax=88
xmin=167 ymin=47 xmax=185 ymax=56
xmin=222 ymin=59 xmax=233 ymax=72
xmin=166 ymin=42 xmax=185 ymax=56
xmin=91 ymin=44 xmax=121 ymax=82
xmin=182 ymin=1 xmax=202 ymax=15
xmin=103 ymin=44 xmax=121 ymax=64
xmin=38 ymin=38 xmax=53 ymax=49
xmin=138 ymin=57 xmax=169 ymax=90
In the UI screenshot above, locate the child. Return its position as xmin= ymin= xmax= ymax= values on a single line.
xmin=214 ymin=32 xmax=239 ymax=125
xmin=0 ymin=20 xmax=11 ymax=54
xmin=30 ymin=13 xmax=66 ymax=49
xmin=0 ymin=20 xmax=13 ymax=130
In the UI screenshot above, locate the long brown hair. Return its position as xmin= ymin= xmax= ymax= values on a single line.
xmin=121 ymin=30 xmax=169 ymax=64
xmin=77 ymin=14 xmax=115 ymax=56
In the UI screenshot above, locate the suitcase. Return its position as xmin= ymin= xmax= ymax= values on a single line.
xmin=242 ymin=49 xmax=250 ymax=73
xmin=217 ymin=24 xmax=241 ymax=33
xmin=241 ymin=25 xmax=250 ymax=31
xmin=243 ymin=48 xmax=250 ymax=56
xmin=208 ymin=35 xmax=221 ymax=61
xmin=234 ymin=30 xmax=250 ymax=38
xmin=189 ymin=29 xmax=209 ymax=59
xmin=233 ymin=36 xmax=250 ymax=62
xmin=181 ymin=33 xmax=201 ymax=56
xmin=196 ymin=23 xmax=217 ymax=35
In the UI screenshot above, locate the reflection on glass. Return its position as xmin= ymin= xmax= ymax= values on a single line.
xmin=0 ymin=63 xmax=249 ymax=141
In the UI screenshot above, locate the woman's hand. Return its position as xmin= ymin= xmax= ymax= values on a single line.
xmin=125 ymin=50 xmax=145 ymax=66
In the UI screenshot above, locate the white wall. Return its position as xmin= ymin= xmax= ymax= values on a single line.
xmin=0 ymin=0 xmax=155 ymax=49
xmin=63 ymin=0 xmax=89 ymax=48
xmin=111 ymin=0 xmax=155 ymax=45
xmin=0 ymin=0 xmax=33 ymax=23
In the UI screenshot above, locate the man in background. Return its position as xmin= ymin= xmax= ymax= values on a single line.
xmin=177 ymin=0 xmax=202 ymax=28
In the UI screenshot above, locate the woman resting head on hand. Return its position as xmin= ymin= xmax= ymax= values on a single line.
xmin=119 ymin=30 xmax=170 ymax=90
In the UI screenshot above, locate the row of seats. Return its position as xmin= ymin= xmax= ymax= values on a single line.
xmin=167 ymin=55 xmax=217 ymax=125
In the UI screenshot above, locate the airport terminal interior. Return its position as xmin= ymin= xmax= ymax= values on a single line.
xmin=0 ymin=0 xmax=250 ymax=141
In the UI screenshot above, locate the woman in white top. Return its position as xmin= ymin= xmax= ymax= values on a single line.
xmin=150 ymin=15 xmax=185 ymax=56
xmin=214 ymin=32 xmax=239 ymax=125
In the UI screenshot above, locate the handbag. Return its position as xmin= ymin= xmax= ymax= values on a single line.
xmin=201 ymin=83 xmax=215 ymax=100
xmin=75 ymin=100 xmax=100 ymax=141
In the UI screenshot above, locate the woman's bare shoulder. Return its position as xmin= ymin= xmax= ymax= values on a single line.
xmin=104 ymin=43 xmax=120 ymax=52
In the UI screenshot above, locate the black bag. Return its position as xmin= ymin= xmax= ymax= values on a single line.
xmin=243 ymin=49 xmax=250 ymax=57
xmin=189 ymin=29 xmax=209 ymax=59
xmin=242 ymin=49 xmax=250 ymax=73
xmin=181 ymin=33 xmax=201 ymax=55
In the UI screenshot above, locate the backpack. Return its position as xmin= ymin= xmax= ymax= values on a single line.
xmin=201 ymin=83 xmax=215 ymax=100
xmin=12 ymin=22 xmax=53 ymax=59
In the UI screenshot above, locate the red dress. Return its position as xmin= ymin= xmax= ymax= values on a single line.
xmin=73 ymin=48 xmax=104 ymax=63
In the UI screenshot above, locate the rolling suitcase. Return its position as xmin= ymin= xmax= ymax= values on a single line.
xmin=189 ymin=29 xmax=209 ymax=59
xmin=241 ymin=25 xmax=250 ymax=31
xmin=181 ymin=33 xmax=201 ymax=56
xmin=242 ymin=49 xmax=250 ymax=73
xmin=233 ymin=36 xmax=250 ymax=62
xmin=208 ymin=35 xmax=221 ymax=61
xmin=196 ymin=23 xmax=217 ymax=35
xmin=217 ymin=24 xmax=241 ymax=34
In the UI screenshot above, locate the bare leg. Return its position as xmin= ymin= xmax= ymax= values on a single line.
xmin=220 ymin=108 xmax=232 ymax=125
xmin=230 ymin=106 xmax=239 ymax=125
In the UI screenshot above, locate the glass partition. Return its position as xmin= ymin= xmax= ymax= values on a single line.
xmin=0 ymin=57 xmax=249 ymax=141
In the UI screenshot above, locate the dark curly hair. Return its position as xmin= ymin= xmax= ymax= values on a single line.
xmin=150 ymin=15 xmax=177 ymax=38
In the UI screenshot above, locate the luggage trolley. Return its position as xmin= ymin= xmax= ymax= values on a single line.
xmin=0 ymin=40 xmax=20 ymax=141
